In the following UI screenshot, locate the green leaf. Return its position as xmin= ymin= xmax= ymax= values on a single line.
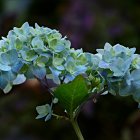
xmin=54 ymin=75 xmax=89 ymax=117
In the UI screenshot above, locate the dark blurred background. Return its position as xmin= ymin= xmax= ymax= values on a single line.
xmin=0 ymin=0 xmax=140 ymax=140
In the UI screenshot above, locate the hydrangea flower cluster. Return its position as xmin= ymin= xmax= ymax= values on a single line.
xmin=0 ymin=22 xmax=98 ymax=93
xmin=97 ymin=43 xmax=140 ymax=103
xmin=0 ymin=22 xmax=140 ymax=106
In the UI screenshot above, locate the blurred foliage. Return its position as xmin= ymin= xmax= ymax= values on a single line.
xmin=0 ymin=0 xmax=140 ymax=140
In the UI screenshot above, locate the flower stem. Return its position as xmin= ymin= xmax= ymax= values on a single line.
xmin=52 ymin=113 xmax=69 ymax=121
xmin=71 ymin=119 xmax=84 ymax=140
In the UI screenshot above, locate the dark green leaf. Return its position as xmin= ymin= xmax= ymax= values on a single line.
xmin=54 ymin=75 xmax=89 ymax=116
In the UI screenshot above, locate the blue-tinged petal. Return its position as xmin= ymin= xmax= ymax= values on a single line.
xmin=53 ymin=57 xmax=64 ymax=67
xmin=35 ymin=56 xmax=49 ymax=67
xmin=102 ymin=51 xmax=113 ymax=62
xmin=2 ymin=71 xmax=16 ymax=82
xmin=31 ymin=36 xmax=44 ymax=48
xmin=99 ymin=61 xmax=109 ymax=68
xmin=113 ymin=44 xmax=125 ymax=54
xmin=104 ymin=42 xmax=112 ymax=51
xmin=45 ymin=113 xmax=52 ymax=122
xmin=13 ymin=74 xmax=26 ymax=85
xmin=64 ymin=74 xmax=75 ymax=83
xmin=0 ymin=49 xmax=18 ymax=65
xmin=125 ymin=71 xmax=132 ymax=86
xmin=33 ymin=66 xmax=46 ymax=79
xmin=36 ymin=104 xmax=52 ymax=121
xmin=0 ymin=75 xmax=8 ymax=89
xmin=0 ymin=70 xmax=15 ymax=93
xmin=21 ymin=22 xmax=30 ymax=34
xmin=36 ymin=114 xmax=47 ymax=119
xmin=35 ymin=23 xmax=40 ymax=29
xmin=74 ymin=65 xmax=87 ymax=75
xmin=12 ymin=60 xmax=24 ymax=73
xmin=130 ymin=48 xmax=136 ymax=55
xmin=0 ymin=63 xmax=11 ymax=71
xmin=96 ymin=49 xmax=104 ymax=55
xmin=24 ymin=66 xmax=34 ymax=79
xmin=49 ymin=67 xmax=61 ymax=84
xmin=55 ymin=45 xmax=65 ymax=52
xmin=65 ymin=58 xmax=76 ymax=74
xmin=20 ymin=50 xmax=38 ymax=61
xmin=55 ymin=65 xmax=65 ymax=70
xmin=131 ymin=69 xmax=140 ymax=81
xmin=110 ymin=57 xmax=131 ymax=76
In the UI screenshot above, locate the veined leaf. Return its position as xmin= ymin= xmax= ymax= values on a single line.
xmin=54 ymin=75 xmax=89 ymax=117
